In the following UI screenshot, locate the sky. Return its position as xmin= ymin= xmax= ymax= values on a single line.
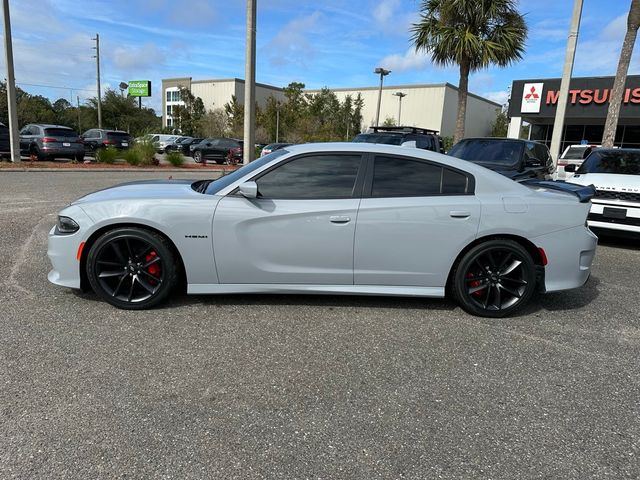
xmin=1 ymin=0 xmax=638 ymax=115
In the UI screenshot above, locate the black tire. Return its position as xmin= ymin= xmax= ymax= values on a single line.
xmin=193 ymin=150 xmax=203 ymax=163
xmin=451 ymin=239 xmax=537 ymax=318
xmin=75 ymin=154 xmax=84 ymax=162
xmin=31 ymin=145 xmax=46 ymax=161
xmin=86 ymin=227 xmax=178 ymax=309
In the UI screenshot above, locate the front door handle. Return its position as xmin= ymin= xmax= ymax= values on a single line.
xmin=449 ymin=211 xmax=471 ymax=218
xmin=330 ymin=215 xmax=351 ymax=224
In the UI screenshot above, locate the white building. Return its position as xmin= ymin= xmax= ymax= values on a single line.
xmin=162 ymin=77 xmax=500 ymax=137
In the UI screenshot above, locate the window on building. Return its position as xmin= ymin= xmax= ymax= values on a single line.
xmin=167 ymin=118 xmax=173 ymax=127
xmin=167 ymin=105 xmax=173 ymax=116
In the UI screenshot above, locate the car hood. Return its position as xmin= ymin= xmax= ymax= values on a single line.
xmin=71 ymin=179 xmax=199 ymax=205
xmin=568 ymin=173 xmax=640 ymax=192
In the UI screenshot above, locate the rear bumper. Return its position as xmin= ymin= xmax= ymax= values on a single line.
xmin=532 ymin=225 xmax=598 ymax=292
xmin=41 ymin=145 xmax=85 ymax=156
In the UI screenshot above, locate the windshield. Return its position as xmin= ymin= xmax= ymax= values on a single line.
xmin=198 ymin=149 xmax=290 ymax=195
xmin=448 ymin=140 xmax=523 ymax=166
xmin=107 ymin=132 xmax=130 ymax=139
xmin=563 ymin=147 xmax=589 ymax=159
xmin=353 ymin=133 xmax=403 ymax=146
xmin=577 ymin=150 xmax=640 ymax=175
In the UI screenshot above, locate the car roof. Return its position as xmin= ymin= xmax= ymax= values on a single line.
xmin=458 ymin=137 xmax=544 ymax=145
xmin=28 ymin=124 xmax=73 ymax=129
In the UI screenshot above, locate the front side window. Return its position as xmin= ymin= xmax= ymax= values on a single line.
xmin=256 ymin=154 xmax=362 ymax=199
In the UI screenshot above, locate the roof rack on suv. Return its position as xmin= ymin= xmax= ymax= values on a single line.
xmin=371 ymin=126 xmax=440 ymax=135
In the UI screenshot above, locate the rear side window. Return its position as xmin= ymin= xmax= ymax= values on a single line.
xmin=371 ymin=156 xmax=472 ymax=197
xmin=256 ymin=154 xmax=362 ymax=199
xmin=44 ymin=128 xmax=77 ymax=137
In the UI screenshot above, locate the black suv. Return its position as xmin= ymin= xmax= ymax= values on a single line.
xmin=82 ymin=129 xmax=131 ymax=153
xmin=192 ymin=138 xmax=243 ymax=164
xmin=353 ymin=126 xmax=445 ymax=153
xmin=447 ymin=138 xmax=553 ymax=181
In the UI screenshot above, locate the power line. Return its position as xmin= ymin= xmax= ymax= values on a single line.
xmin=15 ymin=81 xmax=97 ymax=93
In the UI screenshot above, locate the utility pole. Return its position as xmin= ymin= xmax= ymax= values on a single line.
xmin=275 ymin=102 xmax=280 ymax=143
xmin=393 ymin=92 xmax=407 ymax=125
xmin=92 ymin=34 xmax=102 ymax=129
xmin=243 ymin=0 xmax=257 ymax=164
xmin=549 ymin=0 xmax=583 ymax=166
xmin=374 ymin=67 xmax=391 ymax=127
xmin=2 ymin=0 xmax=20 ymax=162
xmin=77 ymin=96 xmax=81 ymax=133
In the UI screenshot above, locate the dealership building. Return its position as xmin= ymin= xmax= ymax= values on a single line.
xmin=161 ymin=77 xmax=501 ymax=137
xmin=508 ymin=75 xmax=640 ymax=154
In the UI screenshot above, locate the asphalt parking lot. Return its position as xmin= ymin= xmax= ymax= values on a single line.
xmin=1 ymin=171 xmax=639 ymax=479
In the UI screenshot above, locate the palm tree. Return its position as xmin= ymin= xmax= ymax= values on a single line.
xmin=412 ymin=0 xmax=527 ymax=143
xmin=602 ymin=0 xmax=640 ymax=148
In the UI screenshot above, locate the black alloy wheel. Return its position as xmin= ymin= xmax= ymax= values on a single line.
xmin=86 ymin=227 xmax=178 ymax=309
xmin=453 ymin=239 xmax=536 ymax=318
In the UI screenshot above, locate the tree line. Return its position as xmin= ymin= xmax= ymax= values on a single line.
xmin=0 ymin=82 xmax=161 ymax=136
xmin=173 ymin=82 xmax=364 ymax=143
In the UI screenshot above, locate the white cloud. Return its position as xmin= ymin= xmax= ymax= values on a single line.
xmin=373 ymin=0 xmax=400 ymax=24
xmin=111 ymin=43 xmax=166 ymax=71
xmin=482 ymin=90 xmax=510 ymax=106
xmin=379 ymin=48 xmax=431 ymax=72
xmin=264 ymin=12 xmax=323 ymax=68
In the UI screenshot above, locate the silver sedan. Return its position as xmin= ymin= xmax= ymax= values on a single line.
xmin=47 ymin=143 xmax=598 ymax=317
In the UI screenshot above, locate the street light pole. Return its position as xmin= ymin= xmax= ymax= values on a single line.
xmin=275 ymin=103 xmax=280 ymax=143
xmin=243 ymin=0 xmax=257 ymax=164
xmin=92 ymin=34 xmax=102 ymax=129
xmin=393 ymin=92 xmax=407 ymax=125
xmin=2 ymin=0 xmax=20 ymax=162
xmin=549 ymin=0 xmax=583 ymax=165
xmin=374 ymin=67 xmax=391 ymax=127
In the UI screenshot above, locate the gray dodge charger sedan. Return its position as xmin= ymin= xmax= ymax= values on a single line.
xmin=48 ymin=143 xmax=597 ymax=317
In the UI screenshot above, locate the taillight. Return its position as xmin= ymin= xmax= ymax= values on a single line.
xmin=230 ymin=147 xmax=241 ymax=154
xmin=103 ymin=139 xmax=116 ymax=145
xmin=42 ymin=137 xmax=56 ymax=143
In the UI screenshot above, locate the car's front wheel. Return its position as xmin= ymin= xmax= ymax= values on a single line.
xmin=86 ymin=227 xmax=178 ymax=309
xmin=193 ymin=151 xmax=203 ymax=163
xmin=452 ymin=239 xmax=537 ymax=318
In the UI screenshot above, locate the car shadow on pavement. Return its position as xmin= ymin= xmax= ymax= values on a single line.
xmin=516 ymin=275 xmax=601 ymax=316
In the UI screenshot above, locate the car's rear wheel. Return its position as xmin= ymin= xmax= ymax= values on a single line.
xmin=86 ymin=227 xmax=178 ymax=309
xmin=452 ymin=240 xmax=536 ymax=318
xmin=193 ymin=151 xmax=203 ymax=163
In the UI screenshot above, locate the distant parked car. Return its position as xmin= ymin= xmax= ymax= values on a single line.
xmin=82 ymin=129 xmax=131 ymax=154
xmin=353 ymin=126 xmax=445 ymax=153
xmin=164 ymin=136 xmax=191 ymax=153
xmin=556 ymin=144 xmax=600 ymax=179
xmin=261 ymin=143 xmax=292 ymax=157
xmin=567 ymin=148 xmax=640 ymax=235
xmin=19 ymin=124 xmax=84 ymax=161
xmin=0 ymin=122 xmax=10 ymax=158
xmin=192 ymin=138 xmax=243 ymax=164
xmin=447 ymin=138 xmax=553 ymax=181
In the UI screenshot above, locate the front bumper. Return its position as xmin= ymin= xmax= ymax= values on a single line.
xmin=587 ymin=201 xmax=640 ymax=234
xmin=47 ymin=206 xmax=93 ymax=289
xmin=532 ymin=225 xmax=598 ymax=292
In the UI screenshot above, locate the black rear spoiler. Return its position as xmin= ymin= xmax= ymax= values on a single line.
xmin=521 ymin=180 xmax=596 ymax=203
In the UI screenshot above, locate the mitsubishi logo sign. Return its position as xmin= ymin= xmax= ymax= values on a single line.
xmin=521 ymin=82 xmax=543 ymax=113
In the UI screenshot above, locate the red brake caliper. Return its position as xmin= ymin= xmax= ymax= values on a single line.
xmin=466 ymin=272 xmax=482 ymax=297
xmin=145 ymin=251 xmax=161 ymax=284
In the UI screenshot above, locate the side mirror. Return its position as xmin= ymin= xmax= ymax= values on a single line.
xmin=564 ymin=164 xmax=577 ymax=173
xmin=238 ymin=181 xmax=258 ymax=198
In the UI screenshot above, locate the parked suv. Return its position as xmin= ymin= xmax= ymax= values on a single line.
xmin=192 ymin=138 xmax=243 ymax=164
xmin=19 ymin=124 xmax=84 ymax=161
xmin=447 ymin=137 xmax=553 ymax=181
xmin=82 ymin=129 xmax=131 ymax=154
xmin=353 ymin=126 xmax=445 ymax=153
xmin=0 ymin=123 xmax=10 ymax=158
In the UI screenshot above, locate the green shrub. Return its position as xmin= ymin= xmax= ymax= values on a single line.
xmin=95 ymin=146 xmax=118 ymax=164
xmin=136 ymin=141 xmax=157 ymax=166
xmin=165 ymin=150 xmax=185 ymax=167
xmin=123 ymin=148 xmax=142 ymax=166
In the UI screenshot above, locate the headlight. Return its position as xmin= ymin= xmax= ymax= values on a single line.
xmin=55 ymin=216 xmax=80 ymax=234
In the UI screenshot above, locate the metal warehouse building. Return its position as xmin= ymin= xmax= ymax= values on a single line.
xmin=162 ymin=77 xmax=501 ymax=137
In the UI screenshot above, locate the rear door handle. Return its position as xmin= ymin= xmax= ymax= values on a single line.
xmin=330 ymin=215 xmax=351 ymax=224
xmin=449 ymin=211 xmax=471 ymax=218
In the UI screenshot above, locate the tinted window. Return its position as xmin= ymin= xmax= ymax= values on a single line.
xmin=448 ymin=140 xmax=523 ymax=166
xmin=577 ymin=150 xmax=640 ymax=175
xmin=107 ymin=132 xmax=130 ymax=139
xmin=442 ymin=168 xmax=468 ymax=194
xmin=563 ymin=146 xmax=588 ymax=159
xmin=44 ymin=128 xmax=77 ymax=137
xmin=256 ymin=154 xmax=361 ymax=199
xmin=372 ymin=156 xmax=442 ymax=197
